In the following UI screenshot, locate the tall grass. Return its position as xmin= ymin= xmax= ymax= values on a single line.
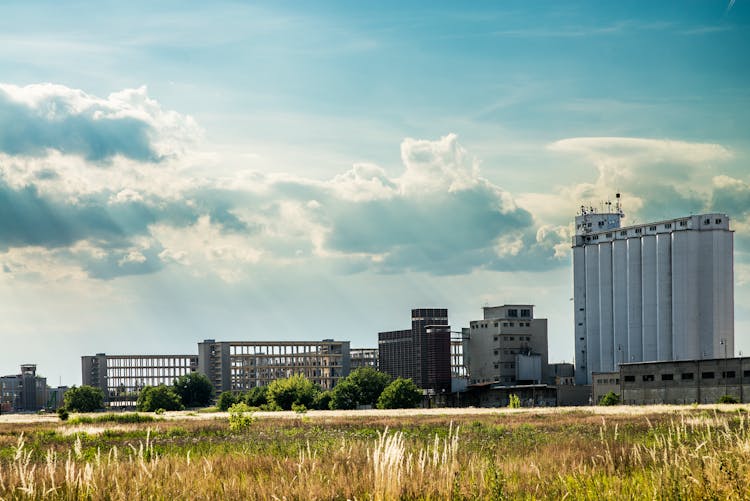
xmin=0 ymin=409 xmax=749 ymax=499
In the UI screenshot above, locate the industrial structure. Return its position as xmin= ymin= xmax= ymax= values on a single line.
xmin=463 ymin=305 xmax=549 ymax=385
xmin=350 ymin=348 xmax=379 ymax=370
xmin=573 ymin=198 xmax=734 ymax=384
xmin=0 ymin=365 xmax=65 ymax=412
xmin=197 ymin=339 xmax=350 ymax=394
xmin=82 ymin=354 xmax=199 ymax=408
xmin=378 ymin=308 xmax=451 ymax=393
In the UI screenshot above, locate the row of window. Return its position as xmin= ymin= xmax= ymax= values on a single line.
xmin=624 ymin=369 xmax=746 ymax=383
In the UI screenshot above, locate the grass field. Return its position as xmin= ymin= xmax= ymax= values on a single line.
xmin=1 ymin=405 xmax=749 ymax=500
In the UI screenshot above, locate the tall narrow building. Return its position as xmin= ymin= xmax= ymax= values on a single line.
xmin=573 ymin=201 xmax=734 ymax=384
xmin=378 ymin=308 xmax=451 ymax=393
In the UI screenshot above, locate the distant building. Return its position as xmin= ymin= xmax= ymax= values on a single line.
xmin=619 ymin=357 xmax=750 ymax=405
xmin=81 ymin=354 xmax=199 ymax=408
xmin=549 ymin=362 xmax=575 ymax=385
xmin=573 ymin=203 xmax=734 ymax=384
xmin=350 ymin=348 xmax=379 ymax=370
xmin=197 ymin=339 xmax=350 ymax=394
xmin=0 ymin=365 xmax=48 ymax=412
xmin=378 ymin=308 xmax=451 ymax=393
xmin=591 ymin=371 xmax=620 ymax=404
xmin=464 ymin=305 xmax=549 ymax=385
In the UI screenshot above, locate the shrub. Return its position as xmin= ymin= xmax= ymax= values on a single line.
xmin=291 ymin=402 xmax=307 ymax=414
xmin=228 ymin=402 xmax=255 ymax=431
xmin=266 ymin=374 xmax=318 ymax=411
xmin=313 ymin=390 xmax=333 ymax=410
xmin=377 ymin=378 xmax=422 ymax=409
xmin=137 ymin=385 xmax=183 ymax=412
xmin=508 ymin=394 xmax=521 ymax=409
xmin=217 ymin=391 xmax=237 ymax=411
xmin=57 ymin=408 xmax=69 ymax=421
xmin=244 ymin=386 xmax=269 ymax=407
xmin=173 ymin=373 xmax=213 ymax=408
xmin=63 ymin=385 xmax=105 ymax=412
xmin=329 ymin=379 xmax=360 ymax=410
xmin=718 ymin=394 xmax=739 ymax=404
xmin=598 ymin=392 xmax=620 ymax=406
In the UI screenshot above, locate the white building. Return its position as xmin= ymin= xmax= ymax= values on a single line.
xmin=573 ymin=202 xmax=734 ymax=384
xmin=464 ymin=305 xmax=549 ymax=385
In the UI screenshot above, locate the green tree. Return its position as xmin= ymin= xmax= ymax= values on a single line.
xmin=266 ymin=374 xmax=318 ymax=411
xmin=244 ymin=386 xmax=269 ymax=407
xmin=173 ymin=373 xmax=213 ymax=408
xmin=598 ymin=391 xmax=620 ymax=406
xmin=376 ymin=378 xmax=422 ymax=409
xmin=346 ymin=367 xmax=392 ymax=407
xmin=217 ymin=391 xmax=237 ymax=411
xmin=136 ymin=385 xmax=183 ymax=412
xmin=718 ymin=394 xmax=739 ymax=404
xmin=63 ymin=385 xmax=105 ymax=412
xmin=313 ymin=390 xmax=333 ymax=410
xmin=329 ymin=379 xmax=360 ymax=410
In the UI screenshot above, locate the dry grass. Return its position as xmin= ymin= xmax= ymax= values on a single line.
xmin=0 ymin=405 xmax=749 ymax=499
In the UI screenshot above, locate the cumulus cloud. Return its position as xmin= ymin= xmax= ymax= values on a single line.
xmin=0 ymin=83 xmax=199 ymax=162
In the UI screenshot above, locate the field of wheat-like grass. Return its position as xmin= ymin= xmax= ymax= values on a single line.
xmin=0 ymin=405 xmax=749 ymax=500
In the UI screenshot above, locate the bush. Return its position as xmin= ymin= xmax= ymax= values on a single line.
xmin=313 ymin=390 xmax=333 ymax=410
xmin=173 ymin=373 xmax=214 ymax=408
xmin=217 ymin=391 xmax=237 ymax=411
xmin=598 ymin=392 xmax=620 ymax=406
xmin=228 ymin=402 xmax=255 ymax=431
xmin=57 ymin=408 xmax=69 ymax=421
xmin=137 ymin=385 xmax=184 ymax=412
xmin=329 ymin=379 xmax=360 ymax=410
xmin=718 ymin=394 xmax=739 ymax=404
xmin=508 ymin=394 xmax=521 ymax=409
xmin=244 ymin=386 xmax=269 ymax=407
xmin=63 ymin=385 xmax=105 ymax=412
xmin=377 ymin=378 xmax=422 ymax=409
xmin=346 ymin=368 xmax=392 ymax=407
xmin=291 ymin=402 xmax=307 ymax=414
xmin=266 ymin=374 xmax=318 ymax=411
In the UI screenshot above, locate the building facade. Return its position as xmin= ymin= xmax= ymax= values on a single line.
xmin=620 ymin=357 xmax=750 ymax=405
xmin=573 ymin=207 xmax=734 ymax=384
xmin=464 ymin=305 xmax=549 ymax=385
xmin=350 ymin=348 xmax=379 ymax=370
xmin=0 ymin=365 xmax=49 ymax=412
xmin=81 ymin=354 xmax=199 ymax=408
xmin=197 ymin=339 xmax=350 ymax=394
xmin=378 ymin=308 xmax=451 ymax=392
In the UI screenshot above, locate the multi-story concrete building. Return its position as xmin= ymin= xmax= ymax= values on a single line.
xmin=197 ymin=339 xmax=350 ymax=394
xmin=81 ymin=354 xmax=199 ymax=408
xmin=0 ymin=365 xmax=49 ymax=412
xmin=464 ymin=305 xmax=549 ymax=385
xmin=573 ymin=202 xmax=734 ymax=384
xmin=350 ymin=348 xmax=379 ymax=370
xmin=378 ymin=309 xmax=451 ymax=393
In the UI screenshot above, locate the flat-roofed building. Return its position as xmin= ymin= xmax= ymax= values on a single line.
xmin=197 ymin=339 xmax=350 ymax=394
xmin=81 ymin=353 xmax=198 ymax=408
xmin=350 ymin=348 xmax=379 ymax=370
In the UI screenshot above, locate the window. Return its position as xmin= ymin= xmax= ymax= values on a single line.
xmin=679 ymin=220 xmax=687 ymax=227
xmin=702 ymin=372 xmax=715 ymax=379
xmin=493 ymin=350 xmax=498 ymax=356
xmin=715 ymin=218 xmax=722 ymax=224
xmin=507 ymin=309 xmax=518 ymax=318
xmin=579 ymin=337 xmax=584 ymax=341
xmin=649 ymin=226 xmax=656 ymax=231
xmin=664 ymin=223 xmax=672 ymax=229
xmin=606 ymin=232 xmax=612 ymax=238
xmin=624 ymin=375 xmax=635 ymax=382
xmin=508 ymin=322 xmax=515 ymax=327
xmin=661 ymin=374 xmax=673 ymax=381
xmin=598 ymin=221 xmax=604 ymax=226
xmin=642 ymin=374 xmax=654 ymax=382
xmin=502 ymin=322 xmax=509 ymax=327
xmin=744 ymin=370 xmax=750 ymax=378
xmin=620 ymin=230 xmax=627 ymax=236
xmin=681 ymin=373 xmax=694 ymax=380
xmin=494 ymin=322 xmax=498 ymax=327
xmin=722 ymin=371 xmax=736 ymax=379
xmin=577 ymin=322 xmax=583 ymax=326
xmin=593 ymin=235 xmax=599 ymax=240
xmin=509 ymin=337 xmax=515 ymax=341
xmin=493 ymin=336 xmax=498 ymax=341
xmin=704 ymin=218 xmax=711 ymax=224
xmin=520 ymin=309 xmax=531 ymax=317
xmin=635 ymin=228 xmax=642 ymax=234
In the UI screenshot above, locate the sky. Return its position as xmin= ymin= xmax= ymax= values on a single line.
xmin=0 ymin=1 xmax=749 ymax=386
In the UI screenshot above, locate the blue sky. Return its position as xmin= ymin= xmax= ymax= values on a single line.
xmin=0 ymin=1 xmax=748 ymax=385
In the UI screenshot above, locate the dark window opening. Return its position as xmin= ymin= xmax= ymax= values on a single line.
xmin=624 ymin=375 xmax=635 ymax=382
xmin=702 ymin=372 xmax=715 ymax=380
xmin=681 ymin=373 xmax=694 ymax=380
xmin=661 ymin=374 xmax=673 ymax=381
